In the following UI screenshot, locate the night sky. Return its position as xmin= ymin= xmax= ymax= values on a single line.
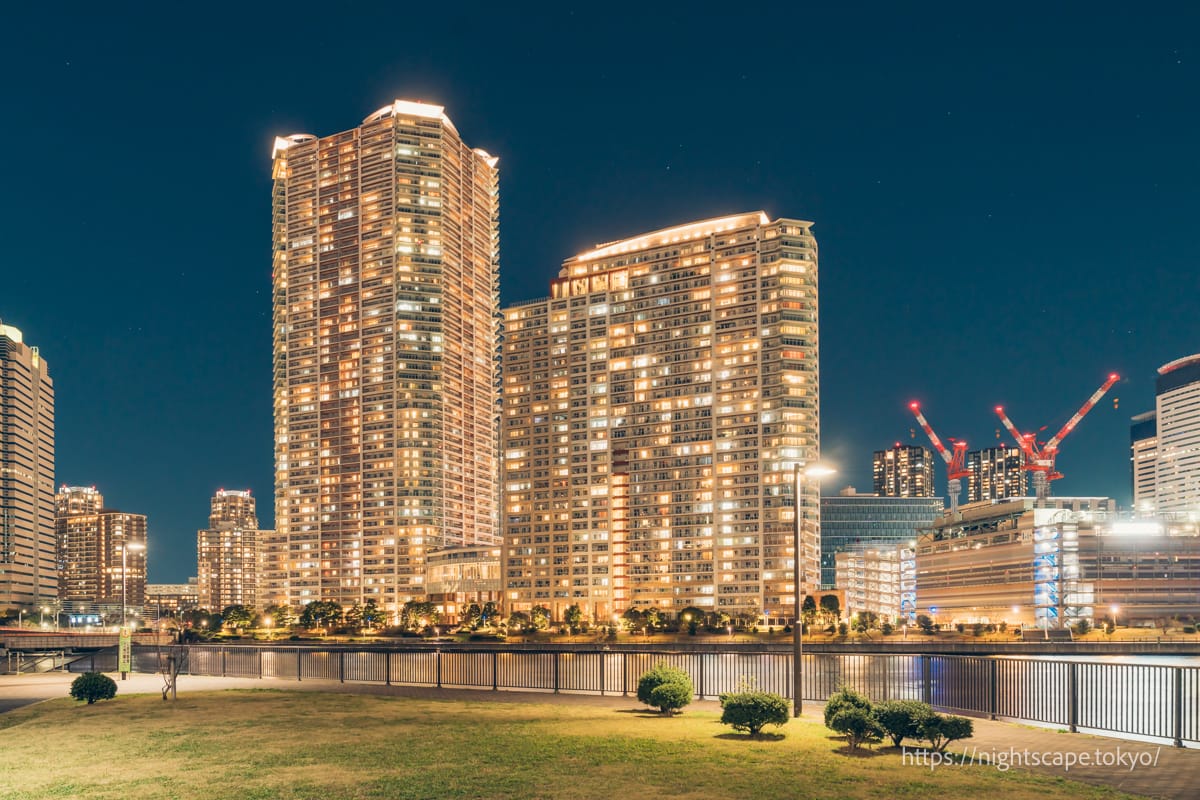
xmin=3 ymin=5 xmax=1197 ymax=583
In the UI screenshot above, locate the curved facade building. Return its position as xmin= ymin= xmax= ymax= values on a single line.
xmin=1155 ymin=354 xmax=1200 ymax=513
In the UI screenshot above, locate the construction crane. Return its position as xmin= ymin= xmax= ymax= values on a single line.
xmin=909 ymin=402 xmax=969 ymax=513
xmin=994 ymin=373 xmax=1120 ymax=501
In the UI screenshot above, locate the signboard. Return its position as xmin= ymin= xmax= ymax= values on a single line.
xmin=118 ymin=627 xmax=132 ymax=674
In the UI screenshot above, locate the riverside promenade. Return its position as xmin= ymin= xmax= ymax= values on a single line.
xmin=2 ymin=672 xmax=1198 ymax=799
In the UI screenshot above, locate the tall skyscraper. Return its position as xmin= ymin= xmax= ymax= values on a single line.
xmin=0 ymin=323 xmax=55 ymax=609
xmin=55 ymin=486 xmax=147 ymax=616
xmin=502 ymin=212 xmax=819 ymax=624
xmin=967 ymin=446 xmax=1026 ymax=502
xmin=872 ymin=443 xmax=934 ymax=497
xmin=1130 ymin=411 xmax=1157 ymax=514
xmin=268 ymin=100 xmax=500 ymax=616
xmin=197 ymin=489 xmax=262 ymax=611
xmin=1153 ymin=354 xmax=1200 ymax=512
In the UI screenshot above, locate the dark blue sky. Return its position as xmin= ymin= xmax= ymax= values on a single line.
xmin=3 ymin=5 xmax=1197 ymax=583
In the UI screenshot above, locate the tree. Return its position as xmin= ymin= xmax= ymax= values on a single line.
xmin=1073 ymin=619 xmax=1092 ymax=636
xmin=459 ymin=603 xmax=483 ymax=630
xmin=70 ymin=672 xmax=117 ymax=705
xmin=819 ymin=594 xmax=840 ymax=623
xmin=480 ymin=601 xmax=501 ymax=627
xmin=642 ymin=607 xmax=663 ymax=632
xmin=399 ymin=601 xmax=439 ymax=632
xmin=916 ymin=614 xmax=936 ymax=635
xmin=564 ymin=604 xmax=584 ymax=633
xmin=221 ymin=604 xmax=254 ymax=631
xmin=529 ymin=605 xmax=551 ymax=631
xmin=801 ymin=595 xmax=818 ymax=625
xmin=829 ymin=707 xmax=883 ymax=750
xmin=344 ymin=603 xmax=364 ymax=630
xmin=360 ymin=599 xmax=385 ymax=629
xmin=300 ymin=600 xmax=343 ymax=630
xmin=636 ymin=664 xmax=693 ymax=714
xmin=265 ymin=604 xmax=294 ymax=630
xmin=506 ymin=611 xmax=532 ymax=632
xmin=920 ymin=713 xmax=974 ymax=753
xmin=719 ymin=691 xmax=790 ymax=736
xmin=679 ymin=606 xmax=705 ymax=635
xmin=872 ymin=700 xmax=934 ymax=747
xmin=621 ymin=608 xmax=643 ymax=632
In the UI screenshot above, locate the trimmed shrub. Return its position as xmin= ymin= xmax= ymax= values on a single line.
xmin=880 ymin=621 xmax=894 ymax=635
xmin=920 ymin=713 xmax=974 ymax=752
xmin=872 ymin=700 xmax=934 ymax=747
xmin=719 ymin=691 xmax=790 ymax=736
xmin=823 ymin=685 xmax=871 ymax=727
xmin=636 ymin=664 xmax=693 ymax=714
xmin=70 ymin=672 xmax=117 ymax=705
xmin=829 ymin=707 xmax=882 ymax=750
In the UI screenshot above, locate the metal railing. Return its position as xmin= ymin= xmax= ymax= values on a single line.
xmin=78 ymin=645 xmax=1199 ymax=747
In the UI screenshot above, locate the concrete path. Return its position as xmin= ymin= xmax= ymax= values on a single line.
xmin=3 ymin=672 xmax=1197 ymax=799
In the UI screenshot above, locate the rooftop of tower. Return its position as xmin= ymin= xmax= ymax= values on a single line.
xmin=571 ymin=211 xmax=795 ymax=264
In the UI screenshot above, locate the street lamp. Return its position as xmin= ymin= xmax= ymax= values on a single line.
xmin=794 ymin=462 xmax=836 ymax=717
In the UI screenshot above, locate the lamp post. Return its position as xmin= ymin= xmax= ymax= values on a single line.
xmin=793 ymin=462 xmax=836 ymax=717
xmin=119 ymin=541 xmax=145 ymax=680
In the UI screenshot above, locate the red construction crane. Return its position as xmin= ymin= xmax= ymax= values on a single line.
xmin=909 ymin=402 xmax=969 ymax=513
xmin=994 ymin=372 xmax=1120 ymax=500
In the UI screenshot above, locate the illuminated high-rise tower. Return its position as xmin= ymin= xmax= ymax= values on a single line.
xmin=267 ymin=101 xmax=500 ymax=616
xmin=0 ymin=323 xmax=55 ymax=609
xmin=197 ymin=490 xmax=262 ymax=611
xmin=501 ymin=213 xmax=819 ymax=624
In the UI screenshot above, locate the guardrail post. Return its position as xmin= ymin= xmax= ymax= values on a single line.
xmin=697 ymin=655 xmax=705 ymax=700
xmin=622 ymin=651 xmax=628 ymax=696
xmin=297 ymin=648 xmax=302 ymax=682
xmin=258 ymin=648 xmax=263 ymax=680
xmin=221 ymin=647 xmax=227 ymax=677
xmin=1067 ymin=662 xmax=1078 ymax=733
xmin=386 ymin=651 xmax=392 ymax=686
xmin=492 ymin=651 xmax=499 ymax=691
xmin=553 ymin=651 xmax=561 ymax=694
xmin=339 ymin=651 xmax=345 ymax=683
xmin=1174 ymin=667 xmax=1184 ymax=748
xmin=921 ymin=655 xmax=931 ymax=705
xmin=436 ymin=649 xmax=442 ymax=688
xmin=599 ymin=651 xmax=606 ymax=696
xmin=990 ymin=660 xmax=998 ymax=720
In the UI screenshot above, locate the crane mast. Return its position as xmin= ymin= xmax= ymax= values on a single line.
xmin=909 ymin=402 xmax=969 ymax=513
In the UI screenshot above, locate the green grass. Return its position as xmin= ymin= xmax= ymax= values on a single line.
xmin=0 ymin=690 xmax=1142 ymax=800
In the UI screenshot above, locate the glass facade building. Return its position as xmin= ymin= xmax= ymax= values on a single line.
xmin=819 ymin=488 xmax=942 ymax=588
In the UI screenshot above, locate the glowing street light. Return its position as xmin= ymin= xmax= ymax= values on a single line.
xmin=794 ymin=462 xmax=836 ymax=717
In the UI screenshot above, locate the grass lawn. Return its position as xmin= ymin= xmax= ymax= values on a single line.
xmin=0 ymin=690 xmax=1142 ymax=800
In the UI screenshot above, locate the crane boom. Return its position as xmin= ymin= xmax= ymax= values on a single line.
xmin=1044 ymin=373 xmax=1120 ymax=453
xmin=909 ymin=402 xmax=952 ymax=465
xmin=994 ymin=407 xmax=1037 ymax=463
xmin=909 ymin=401 xmax=968 ymax=513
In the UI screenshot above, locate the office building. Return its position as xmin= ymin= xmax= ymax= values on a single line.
xmin=819 ymin=487 xmax=943 ymax=588
xmin=836 ymin=543 xmax=913 ymax=622
xmin=1152 ymin=355 xmax=1200 ymax=513
xmin=872 ymin=444 xmax=934 ymax=498
xmin=0 ymin=323 xmax=55 ymax=609
xmin=967 ymin=446 xmax=1026 ymax=502
xmin=1130 ymin=411 xmax=1157 ymax=514
xmin=55 ymin=486 xmax=147 ymax=616
xmin=502 ymin=213 xmax=819 ymax=624
xmin=268 ymin=100 xmax=501 ymax=615
xmin=911 ymin=497 xmax=1200 ymax=627
xmin=197 ymin=489 xmax=263 ymax=611
xmin=146 ymin=579 xmax=199 ymax=618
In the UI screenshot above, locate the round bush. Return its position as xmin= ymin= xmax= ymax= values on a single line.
xmin=70 ymin=672 xmax=117 ymax=705
xmin=829 ymin=707 xmax=883 ymax=750
xmin=872 ymin=699 xmax=934 ymax=747
xmin=636 ymin=664 xmax=693 ymax=714
xmin=823 ymin=685 xmax=871 ymax=727
xmin=719 ymin=691 xmax=790 ymax=736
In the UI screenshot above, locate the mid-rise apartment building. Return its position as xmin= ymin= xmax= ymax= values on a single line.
xmin=967 ymin=446 xmax=1026 ymax=502
xmin=872 ymin=444 xmax=934 ymax=498
xmin=1130 ymin=411 xmax=1157 ymax=513
xmin=197 ymin=489 xmax=263 ymax=611
xmin=502 ymin=212 xmax=819 ymax=624
xmin=267 ymin=100 xmax=501 ymax=615
xmin=55 ymin=486 xmax=147 ymax=615
xmin=0 ymin=323 xmax=55 ymax=608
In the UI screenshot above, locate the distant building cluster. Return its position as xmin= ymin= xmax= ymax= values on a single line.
xmin=3 ymin=100 xmax=1200 ymax=633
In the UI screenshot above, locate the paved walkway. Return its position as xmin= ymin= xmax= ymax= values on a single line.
xmin=3 ymin=672 xmax=1197 ymax=799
